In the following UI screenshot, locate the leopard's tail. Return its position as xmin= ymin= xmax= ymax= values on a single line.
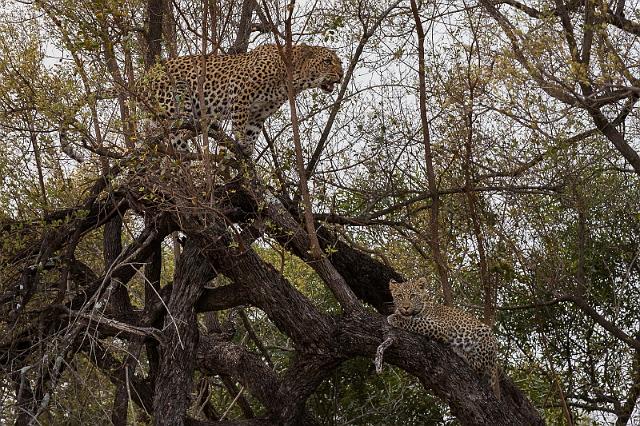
xmin=490 ymin=366 xmax=501 ymax=399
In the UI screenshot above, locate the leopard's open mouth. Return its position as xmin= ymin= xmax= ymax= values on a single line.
xmin=321 ymin=79 xmax=340 ymax=93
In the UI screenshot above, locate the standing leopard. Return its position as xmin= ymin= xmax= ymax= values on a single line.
xmin=387 ymin=278 xmax=500 ymax=398
xmin=139 ymin=44 xmax=343 ymax=155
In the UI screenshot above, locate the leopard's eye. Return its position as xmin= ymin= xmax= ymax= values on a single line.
xmin=323 ymin=58 xmax=333 ymax=65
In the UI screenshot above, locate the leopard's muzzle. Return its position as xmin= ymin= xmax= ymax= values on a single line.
xmin=321 ymin=77 xmax=341 ymax=93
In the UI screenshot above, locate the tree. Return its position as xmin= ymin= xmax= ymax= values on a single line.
xmin=1 ymin=0 xmax=638 ymax=424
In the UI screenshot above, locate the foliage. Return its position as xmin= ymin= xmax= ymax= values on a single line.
xmin=1 ymin=0 xmax=639 ymax=424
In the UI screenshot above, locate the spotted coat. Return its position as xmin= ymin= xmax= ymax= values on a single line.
xmin=139 ymin=44 xmax=344 ymax=155
xmin=387 ymin=278 xmax=500 ymax=397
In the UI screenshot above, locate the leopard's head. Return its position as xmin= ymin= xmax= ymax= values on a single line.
xmin=294 ymin=45 xmax=344 ymax=93
xmin=389 ymin=278 xmax=428 ymax=317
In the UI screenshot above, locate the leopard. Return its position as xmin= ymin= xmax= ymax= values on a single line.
xmin=139 ymin=44 xmax=344 ymax=156
xmin=387 ymin=277 xmax=500 ymax=398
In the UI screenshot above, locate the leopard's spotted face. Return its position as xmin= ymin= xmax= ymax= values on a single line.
xmin=295 ymin=46 xmax=343 ymax=93
xmin=140 ymin=44 xmax=344 ymax=155
xmin=389 ymin=278 xmax=425 ymax=317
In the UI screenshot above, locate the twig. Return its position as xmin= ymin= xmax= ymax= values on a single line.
xmin=239 ymin=309 xmax=273 ymax=368
xmin=66 ymin=308 xmax=165 ymax=343
xmin=219 ymin=385 xmax=245 ymax=421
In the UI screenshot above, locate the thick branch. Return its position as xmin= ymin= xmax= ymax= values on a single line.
xmin=229 ymin=0 xmax=256 ymax=54
xmin=196 ymin=226 xmax=334 ymax=350
xmin=265 ymin=201 xmax=360 ymax=312
xmin=197 ymin=337 xmax=282 ymax=416
xmin=145 ymin=0 xmax=164 ymax=67
xmin=153 ymin=240 xmax=215 ymax=425
xmin=335 ymin=312 xmax=544 ymax=425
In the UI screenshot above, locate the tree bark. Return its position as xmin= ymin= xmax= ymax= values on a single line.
xmin=145 ymin=0 xmax=164 ymax=67
xmin=153 ymin=240 xmax=215 ymax=425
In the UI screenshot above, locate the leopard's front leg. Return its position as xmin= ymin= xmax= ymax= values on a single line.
xmin=231 ymin=107 xmax=259 ymax=158
xmin=387 ymin=313 xmax=444 ymax=340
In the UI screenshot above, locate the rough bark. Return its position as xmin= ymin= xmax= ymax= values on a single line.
xmin=336 ymin=312 xmax=544 ymax=426
xmin=153 ymin=240 xmax=215 ymax=425
xmin=229 ymin=0 xmax=256 ymax=54
xmin=145 ymin=0 xmax=164 ymax=67
xmin=104 ymin=215 xmax=130 ymax=426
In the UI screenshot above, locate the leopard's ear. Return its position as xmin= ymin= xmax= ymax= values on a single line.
xmin=297 ymin=44 xmax=316 ymax=61
xmin=388 ymin=279 xmax=399 ymax=289
xmin=415 ymin=277 xmax=428 ymax=290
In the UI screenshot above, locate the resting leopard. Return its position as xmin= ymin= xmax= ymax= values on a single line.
xmin=139 ymin=44 xmax=343 ymax=156
xmin=387 ymin=278 xmax=500 ymax=398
